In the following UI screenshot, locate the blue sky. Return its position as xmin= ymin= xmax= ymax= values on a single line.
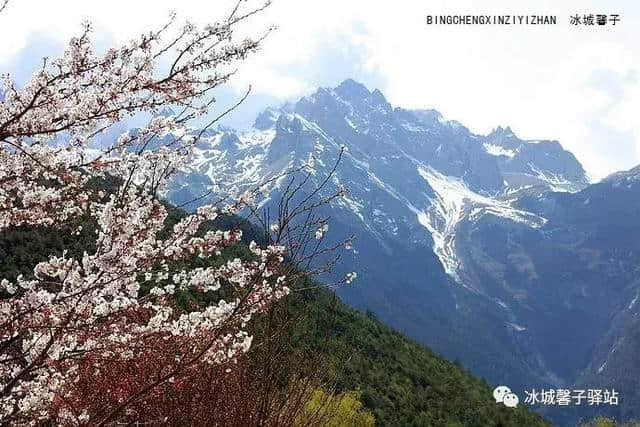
xmin=1 ymin=0 xmax=639 ymax=180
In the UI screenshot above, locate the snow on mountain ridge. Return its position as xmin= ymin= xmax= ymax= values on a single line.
xmin=170 ymin=79 xmax=587 ymax=286
xmin=483 ymin=143 xmax=516 ymax=158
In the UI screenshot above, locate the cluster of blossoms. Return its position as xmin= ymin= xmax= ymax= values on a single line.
xmin=345 ymin=272 xmax=357 ymax=284
xmin=0 ymin=2 xmax=304 ymax=424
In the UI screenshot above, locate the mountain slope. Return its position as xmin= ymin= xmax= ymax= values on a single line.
xmin=293 ymin=287 xmax=549 ymax=426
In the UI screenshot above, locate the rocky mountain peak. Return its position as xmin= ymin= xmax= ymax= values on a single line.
xmin=486 ymin=125 xmax=519 ymax=146
xmin=253 ymin=107 xmax=280 ymax=130
xmin=334 ymin=78 xmax=371 ymax=100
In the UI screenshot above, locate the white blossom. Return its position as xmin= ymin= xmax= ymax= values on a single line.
xmin=315 ymin=223 xmax=329 ymax=240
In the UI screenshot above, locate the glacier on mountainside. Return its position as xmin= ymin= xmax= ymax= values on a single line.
xmin=415 ymin=166 xmax=546 ymax=283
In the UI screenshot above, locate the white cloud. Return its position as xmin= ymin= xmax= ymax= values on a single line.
xmin=1 ymin=0 xmax=639 ymax=179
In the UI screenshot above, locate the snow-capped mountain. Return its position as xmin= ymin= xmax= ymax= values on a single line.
xmin=171 ymin=79 xmax=588 ymax=285
xmin=167 ymin=79 xmax=639 ymax=425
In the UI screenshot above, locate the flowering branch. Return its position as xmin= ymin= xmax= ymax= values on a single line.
xmin=0 ymin=2 xmax=330 ymax=424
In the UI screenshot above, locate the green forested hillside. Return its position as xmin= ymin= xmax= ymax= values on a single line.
xmin=287 ymin=287 xmax=548 ymax=426
xmin=0 ymin=205 xmax=549 ymax=426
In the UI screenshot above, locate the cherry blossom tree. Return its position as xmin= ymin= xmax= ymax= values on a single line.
xmin=0 ymin=1 xmax=352 ymax=424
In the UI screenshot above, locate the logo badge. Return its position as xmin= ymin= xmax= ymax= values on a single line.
xmin=493 ymin=385 xmax=519 ymax=408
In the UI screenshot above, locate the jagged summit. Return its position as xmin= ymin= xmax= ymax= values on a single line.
xmin=488 ymin=125 xmax=515 ymax=136
xmin=252 ymin=107 xmax=280 ymax=130
xmin=335 ymin=78 xmax=371 ymax=99
xmin=294 ymin=79 xmax=393 ymax=121
xmin=180 ymin=78 xmax=589 ymax=199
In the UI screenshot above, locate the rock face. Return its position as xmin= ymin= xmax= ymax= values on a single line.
xmin=167 ymin=79 xmax=639 ymax=425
